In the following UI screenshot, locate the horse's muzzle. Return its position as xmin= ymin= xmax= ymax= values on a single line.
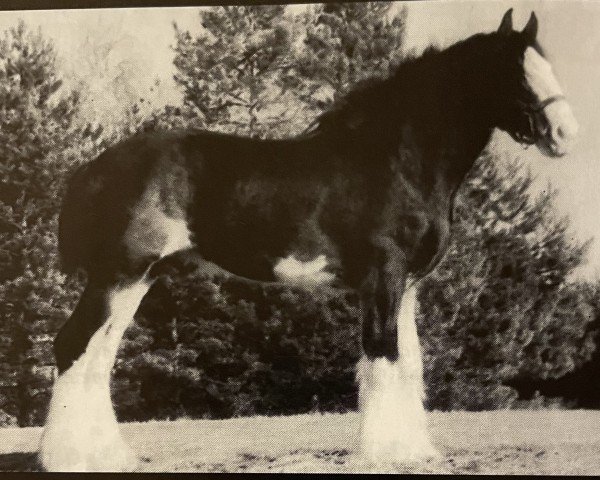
xmin=536 ymin=99 xmax=579 ymax=157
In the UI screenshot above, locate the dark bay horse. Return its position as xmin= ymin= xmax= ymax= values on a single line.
xmin=40 ymin=10 xmax=578 ymax=471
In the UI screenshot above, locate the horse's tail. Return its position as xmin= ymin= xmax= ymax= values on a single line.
xmin=58 ymin=163 xmax=95 ymax=274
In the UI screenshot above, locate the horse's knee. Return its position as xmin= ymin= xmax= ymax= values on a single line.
xmin=362 ymin=314 xmax=399 ymax=361
xmin=361 ymin=289 xmax=400 ymax=361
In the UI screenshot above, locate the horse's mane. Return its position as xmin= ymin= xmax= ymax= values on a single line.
xmin=313 ymin=32 xmax=496 ymax=137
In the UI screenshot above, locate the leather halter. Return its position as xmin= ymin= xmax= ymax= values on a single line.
xmin=531 ymin=94 xmax=566 ymax=113
xmin=515 ymin=94 xmax=566 ymax=146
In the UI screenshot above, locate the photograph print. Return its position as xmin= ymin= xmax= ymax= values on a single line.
xmin=0 ymin=0 xmax=599 ymax=474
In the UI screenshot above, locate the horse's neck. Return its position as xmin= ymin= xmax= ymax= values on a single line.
xmin=385 ymin=108 xmax=492 ymax=194
xmin=404 ymin=87 xmax=493 ymax=190
xmin=321 ymin=48 xmax=497 ymax=191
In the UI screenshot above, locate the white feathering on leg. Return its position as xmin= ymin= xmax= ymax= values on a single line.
xmin=39 ymin=280 xmax=150 ymax=472
xmin=357 ymin=280 xmax=438 ymax=463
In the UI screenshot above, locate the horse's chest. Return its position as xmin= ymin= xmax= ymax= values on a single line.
xmin=382 ymin=178 xmax=453 ymax=274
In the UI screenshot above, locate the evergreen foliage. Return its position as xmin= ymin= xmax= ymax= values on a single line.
xmin=172 ymin=5 xmax=297 ymax=136
xmin=295 ymin=2 xmax=405 ymax=116
xmin=419 ymin=154 xmax=596 ymax=410
xmin=115 ymin=269 xmax=361 ymax=420
xmin=167 ymin=3 xmax=406 ymax=137
xmin=0 ymin=22 xmax=85 ymax=425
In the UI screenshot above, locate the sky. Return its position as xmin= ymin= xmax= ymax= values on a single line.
xmin=1 ymin=1 xmax=599 ymax=278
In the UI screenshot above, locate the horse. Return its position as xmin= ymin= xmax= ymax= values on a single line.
xmin=39 ymin=9 xmax=578 ymax=471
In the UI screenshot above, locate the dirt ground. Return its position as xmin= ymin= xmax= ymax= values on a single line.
xmin=1 ymin=410 xmax=599 ymax=473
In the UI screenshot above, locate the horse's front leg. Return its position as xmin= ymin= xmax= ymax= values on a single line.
xmin=356 ymin=240 xmax=438 ymax=463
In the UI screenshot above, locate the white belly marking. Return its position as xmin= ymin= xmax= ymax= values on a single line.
xmin=273 ymin=254 xmax=335 ymax=287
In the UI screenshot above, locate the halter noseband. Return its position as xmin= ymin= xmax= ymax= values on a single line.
xmin=515 ymin=94 xmax=566 ymax=146
xmin=530 ymin=94 xmax=566 ymax=113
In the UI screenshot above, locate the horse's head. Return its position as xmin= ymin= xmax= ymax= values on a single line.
xmin=493 ymin=9 xmax=578 ymax=157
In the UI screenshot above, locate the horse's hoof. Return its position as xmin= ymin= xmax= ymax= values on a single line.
xmin=390 ymin=444 xmax=441 ymax=464
xmin=361 ymin=442 xmax=440 ymax=466
xmin=39 ymin=453 xmax=139 ymax=472
xmin=39 ymin=437 xmax=139 ymax=472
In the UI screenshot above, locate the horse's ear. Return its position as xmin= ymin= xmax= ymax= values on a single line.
xmin=522 ymin=12 xmax=538 ymax=43
xmin=498 ymin=8 xmax=513 ymax=35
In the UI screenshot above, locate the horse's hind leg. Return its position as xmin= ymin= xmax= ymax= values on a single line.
xmin=40 ymin=203 xmax=192 ymax=472
xmin=39 ymin=269 xmax=153 ymax=472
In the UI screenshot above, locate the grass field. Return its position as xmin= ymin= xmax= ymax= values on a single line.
xmin=1 ymin=410 xmax=599 ymax=473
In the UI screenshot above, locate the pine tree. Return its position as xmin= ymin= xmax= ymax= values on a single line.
xmin=169 ymin=3 xmax=407 ymax=138
xmin=294 ymin=2 xmax=406 ymax=122
xmin=419 ymin=152 xmax=596 ymax=410
xmin=0 ymin=22 xmax=83 ymax=425
xmin=172 ymin=5 xmax=296 ymax=137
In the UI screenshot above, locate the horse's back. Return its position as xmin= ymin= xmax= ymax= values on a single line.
xmin=58 ymin=129 xmax=320 ymax=276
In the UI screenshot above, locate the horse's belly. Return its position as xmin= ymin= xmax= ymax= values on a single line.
xmin=194 ymin=180 xmax=344 ymax=286
xmin=199 ymin=225 xmax=341 ymax=287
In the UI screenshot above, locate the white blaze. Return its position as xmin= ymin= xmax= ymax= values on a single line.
xmin=523 ymin=47 xmax=579 ymax=149
xmin=40 ymin=280 xmax=150 ymax=472
xmin=523 ymin=47 xmax=563 ymax=101
xmin=356 ymin=281 xmax=438 ymax=463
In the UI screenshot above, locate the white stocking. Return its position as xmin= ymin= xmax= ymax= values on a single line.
xmin=357 ymin=281 xmax=438 ymax=463
xmin=40 ymin=279 xmax=150 ymax=472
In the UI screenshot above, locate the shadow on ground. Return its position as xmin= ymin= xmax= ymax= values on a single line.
xmin=0 ymin=452 xmax=41 ymax=472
